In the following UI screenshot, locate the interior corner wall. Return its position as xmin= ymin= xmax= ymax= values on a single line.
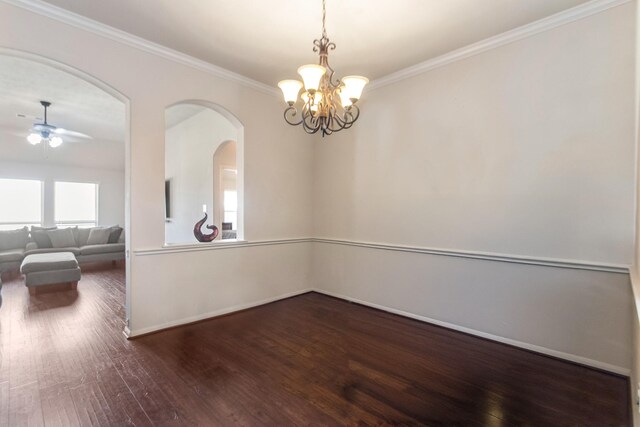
xmin=312 ymin=2 xmax=636 ymax=373
xmin=0 ymin=160 xmax=124 ymax=227
xmin=0 ymin=2 xmax=314 ymax=335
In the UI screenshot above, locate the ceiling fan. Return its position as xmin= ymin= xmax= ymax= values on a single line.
xmin=26 ymin=100 xmax=91 ymax=148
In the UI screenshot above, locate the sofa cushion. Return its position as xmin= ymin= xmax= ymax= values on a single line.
xmin=47 ymin=227 xmax=77 ymax=248
xmin=31 ymin=226 xmax=57 ymax=249
xmin=0 ymin=227 xmax=29 ymax=251
xmin=108 ymin=226 xmax=123 ymax=244
xmin=25 ymin=247 xmax=80 ymax=256
xmin=0 ymin=248 xmax=25 ymax=263
xmin=73 ymin=227 xmax=92 ymax=247
xmin=87 ymin=228 xmax=111 ymax=245
xmin=80 ymin=243 xmax=125 ymax=256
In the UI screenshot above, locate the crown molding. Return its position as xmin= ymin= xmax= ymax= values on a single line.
xmin=368 ymin=0 xmax=631 ymax=91
xmin=1 ymin=0 xmax=279 ymax=96
xmin=3 ymin=0 xmax=628 ymax=97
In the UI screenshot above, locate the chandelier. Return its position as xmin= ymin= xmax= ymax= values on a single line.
xmin=277 ymin=0 xmax=368 ymax=137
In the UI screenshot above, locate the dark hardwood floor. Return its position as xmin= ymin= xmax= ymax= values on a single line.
xmin=0 ymin=266 xmax=630 ymax=426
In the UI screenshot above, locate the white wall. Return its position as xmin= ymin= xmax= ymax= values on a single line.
xmin=312 ymin=3 xmax=635 ymax=373
xmin=0 ymin=160 xmax=124 ymax=227
xmin=165 ymin=108 xmax=237 ymax=244
xmin=631 ymin=0 xmax=640 ymax=423
xmin=313 ymin=242 xmax=632 ymax=372
xmin=1 ymin=0 xmax=635 ymax=378
xmin=0 ymin=1 xmax=314 ymax=336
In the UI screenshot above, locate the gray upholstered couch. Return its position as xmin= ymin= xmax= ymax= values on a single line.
xmin=0 ymin=225 xmax=125 ymax=275
xmin=0 ymin=227 xmax=32 ymax=274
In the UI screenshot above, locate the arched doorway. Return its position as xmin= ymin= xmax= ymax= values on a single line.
xmin=0 ymin=48 xmax=131 ymax=329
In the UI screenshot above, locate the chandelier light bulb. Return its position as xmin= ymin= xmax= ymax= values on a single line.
xmin=341 ymin=76 xmax=369 ymax=102
xmin=278 ymin=80 xmax=303 ymax=105
xmin=27 ymin=133 xmax=42 ymax=145
xmin=297 ymin=64 xmax=326 ymax=92
xmin=338 ymin=87 xmax=353 ymax=108
xmin=301 ymin=91 xmax=323 ymax=112
xmin=49 ymin=136 xmax=63 ymax=148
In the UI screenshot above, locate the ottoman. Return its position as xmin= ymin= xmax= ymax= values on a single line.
xmin=20 ymin=252 xmax=81 ymax=295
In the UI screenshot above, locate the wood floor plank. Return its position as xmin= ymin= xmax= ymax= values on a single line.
xmin=0 ymin=266 xmax=631 ymax=426
xmin=8 ymin=382 xmax=45 ymax=427
xmin=38 ymin=384 xmax=80 ymax=427
xmin=0 ymin=381 xmax=9 ymax=427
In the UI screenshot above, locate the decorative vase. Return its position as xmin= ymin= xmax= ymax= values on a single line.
xmin=193 ymin=213 xmax=219 ymax=242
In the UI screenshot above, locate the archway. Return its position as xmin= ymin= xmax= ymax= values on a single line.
xmin=164 ymin=101 xmax=244 ymax=244
xmin=0 ymin=48 xmax=132 ymax=329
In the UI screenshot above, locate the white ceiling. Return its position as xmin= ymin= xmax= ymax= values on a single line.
xmin=0 ymin=55 xmax=125 ymax=170
xmin=38 ymin=0 xmax=591 ymax=86
xmin=165 ymin=104 xmax=205 ymax=130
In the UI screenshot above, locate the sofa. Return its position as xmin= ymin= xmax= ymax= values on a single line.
xmin=0 ymin=225 xmax=125 ymax=275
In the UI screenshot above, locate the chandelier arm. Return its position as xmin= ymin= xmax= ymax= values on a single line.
xmin=332 ymin=108 xmax=353 ymax=129
xmin=346 ymin=104 xmax=360 ymax=123
xmin=304 ymin=121 xmax=320 ymax=134
xmin=283 ymin=106 xmax=304 ymax=126
xmin=326 ymin=64 xmax=340 ymax=89
xmin=331 ymin=106 xmax=359 ymax=131
xmin=302 ymin=112 xmax=320 ymax=134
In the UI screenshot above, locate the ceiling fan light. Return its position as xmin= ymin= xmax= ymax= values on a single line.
xmin=297 ymin=64 xmax=326 ymax=92
xmin=278 ymin=80 xmax=303 ymax=105
xmin=27 ymin=133 xmax=42 ymax=145
xmin=49 ymin=136 xmax=63 ymax=148
xmin=342 ymin=75 xmax=369 ymax=102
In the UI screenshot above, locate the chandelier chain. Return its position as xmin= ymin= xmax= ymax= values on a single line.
xmin=321 ymin=0 xmax=327 ymax=39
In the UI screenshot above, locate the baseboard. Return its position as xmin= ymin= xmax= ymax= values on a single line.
xmin=313 ymin=288 xmax=630 ymax=376
xmin=122 ymin=285 xmax=629 ymax=376
xmin=125 ymin=288 xmax=314 ymax=338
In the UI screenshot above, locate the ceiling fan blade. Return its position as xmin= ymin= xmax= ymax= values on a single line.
xmin=16 ymin=113 xmax=43 ymax=121
xmin=53 ymin=128 xmax=92 ymax=139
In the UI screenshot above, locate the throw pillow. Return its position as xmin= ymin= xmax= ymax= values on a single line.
xmin=0 ymin=227 xmax=29 ymax=251
xmin=108 ymin=226 xmax=123 ymax=244
xmin=86 ymin=227 xmax=111 ymax=245
xmin=73 ymin=227 xmax=92 ymax=247
xmin=31 ymin=226 xmax=57 ymax=249
xmin=47 ymin=227 xmax=77 ymax=248
xmin=31 ymin=225 xmax=57 ymax=231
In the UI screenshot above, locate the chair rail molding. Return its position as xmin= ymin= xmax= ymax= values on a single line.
xmin=133 ymin=236 xmax=629 ymax=274
xmin=314 ymin=238 xmax=630 ymax=274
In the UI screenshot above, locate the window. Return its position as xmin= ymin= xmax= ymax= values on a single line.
xmin=223 ymin=189 xmax=237 ymax=230
xmin=55 ymin=181 xmax=98 ymax=227
xmin=0 ymin=178 xmax=42 ymax=230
